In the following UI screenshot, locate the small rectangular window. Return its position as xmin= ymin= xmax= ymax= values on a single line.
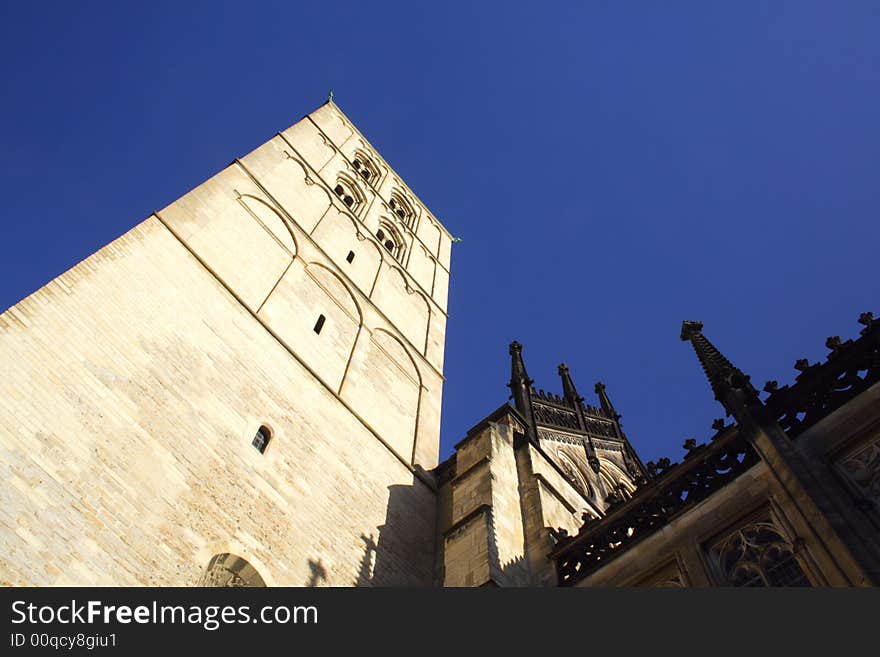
xmin=346 ymin=251 xmax=355 ymax=263
xmin=314 ymin=314 xmax=326 ymax=334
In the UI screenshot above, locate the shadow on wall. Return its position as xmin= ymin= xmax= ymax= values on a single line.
xmin=197 ymin=475 xmax=434 ymax=587
xmin=483 ymin=504 xmax=531 ymax=587
xmin=354 ymin=475 xmax=434 ymax=587
xmin=306 ymin=558 xmax=327 ymax=587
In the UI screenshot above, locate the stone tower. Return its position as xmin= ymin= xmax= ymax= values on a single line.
xmin=0 ymin=101 xmax=453 ymax=586
xmin=435 ymin=342 xmax=644 ymax=586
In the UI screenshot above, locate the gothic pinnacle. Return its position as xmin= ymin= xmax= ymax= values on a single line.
xmin=680 ymin=320 xmax=758 ymax=415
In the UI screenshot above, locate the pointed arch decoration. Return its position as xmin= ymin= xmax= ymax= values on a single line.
xmin=557 ymin=450 xmax=594 ymax=501
xmin=333 ymin=172 xmax=367 ymax=214
xmin=238 ymin=193 xmax=298 ymax=256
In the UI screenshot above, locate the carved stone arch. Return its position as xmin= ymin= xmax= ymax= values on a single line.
xmin=262 ymin=151 xmax=331 ymax=233
xmin=238 ymin=193 xmax=298 ymax=255
xmin=280 ymin=152 xmax=326 ymax=197
xmin=599 ymin=458 xmax=636 ymax=494
xmin=373 ymin=263 xmax=430 ymax=351
xmin=196 ymin=541 xmax=275 ymax=585
xmin=371 ymin=327 xmax=422 ymax=388
xmin=351 ymin=146 xmax=382 ymax=186
xmin=389 ymin=188 xmax=417 ymax=228
xmin=282 ymin=152 xmax=311 ymax=181
xmin=390 ymin=265 xmax=432 ymax=313
xmin=197 ymin=552 xmax=267 ymax=587
xmin=375 ymin=219 xmax=407 ymax=261
xmin=333 ymin=171 xmax=367 ymax=214
xmin=597 ymin=467 xmax=617 ymax=498
xmin=420 ymin=215 xmax=442 ymax=253
xmin=340 ymin=324 xmax=423 ymax=462
xmin=361 ymin=232 xmax=386 ymax=262
xmin=557 ymin=450 xmax=594 ymax=501
xmin=385 ymin=264 xmax=408 ymax=292
xmin=200 ymin=553 xmax=266 ymax=587
xmin=411 ymin=287 xmax=432 ymax=316
xmin=304 ymin=261 xmax=363 ymax=326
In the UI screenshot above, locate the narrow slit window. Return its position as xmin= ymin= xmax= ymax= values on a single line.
xmin=346 ymin=251 xmax=355 ymax=263
xmin=252 ymin=425 xmax=271 ymax=454
xmin=314 ymin=314 xmax=326 ymax=334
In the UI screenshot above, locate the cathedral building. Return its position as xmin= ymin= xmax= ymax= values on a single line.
xmin=0 ymin=101 xmax=877 ymax=587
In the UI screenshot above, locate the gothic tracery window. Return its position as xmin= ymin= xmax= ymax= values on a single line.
xmin=835 ymin=436 xmax=880 ymax=518
xmin=713 ymin=521 xmax=810 ymax=587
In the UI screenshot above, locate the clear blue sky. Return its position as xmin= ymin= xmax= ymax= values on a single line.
xmin=1 ymin=2 xmax=877 ymax=464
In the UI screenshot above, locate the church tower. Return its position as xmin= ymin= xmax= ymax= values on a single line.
xmin=436 ymin=342 xmax=644 ymax=586
xmin=0 ymin=101 xmax=453 ymax=586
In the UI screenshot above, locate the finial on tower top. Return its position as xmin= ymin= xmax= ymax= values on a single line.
xmin=680 ymin=320 xmax=704 ymax=341
xmin=328 ymin=89 xmax=334 ymax=102
xmin=509 ymin=341 xmax=523 ymax=354
xmin=558 ymin=363 xmax=569 ymax=375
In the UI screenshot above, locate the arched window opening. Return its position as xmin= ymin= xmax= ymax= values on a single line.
xmin=314 ymin=314 xmax=326 ymax=334
xmin=346 ymin=250 xmax=355 ymax=264
xmin=252 ymin=425 xmax=272 ymax=454
xmin=389 ymin=192 xmax=415 ymax=228
xmin=714 ymin=522 xmax=810 ymax=587
xmin=376 ymin=223 xmax=405 ymax=261
xmin=333 ymin=177 xmax=362 ymax=212
xmin=352 ymin=152 xmax=379 ymax=184
xmin=198 ymin=553 xmax=266 ymax=587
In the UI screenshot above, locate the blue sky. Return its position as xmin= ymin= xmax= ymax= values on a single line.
xmin=1 ymin=2 xmax=878 ymax=464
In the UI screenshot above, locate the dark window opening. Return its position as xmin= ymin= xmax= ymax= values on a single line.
xmin=384 ymin=239 xmax=394 ymax=252
xmin=352 ymin=156 xmax=375 ymax=183
xmin=252 ymin=426 xmax=271 ymax=454
xmin=334 ymin=184 xmax=344 ymax=196
xmin=314 ymin=314 xmax=326 ymax=334
xmin=396 ymin=208 xmax=405 ymax=219
xmin=343 ymin=195 xmax=354 ymax=207
xmin=376 ymin=229 xmax=385 ymax=241
xmin=346 ymin=251 xmax=355 ymax=263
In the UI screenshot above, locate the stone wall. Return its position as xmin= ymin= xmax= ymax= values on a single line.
xmin=0 ymin=102 xmax=452 ymax=586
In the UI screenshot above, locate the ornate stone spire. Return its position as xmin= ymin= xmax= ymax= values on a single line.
xmin=595 ymin=380 xmax=645 ymax=478
xmin=508 ymin=341 xmax=538 ymax=443
xmin=558 ymin=363 xmax=582 ymax=406
xmin=558 ymin=363 xmax=601 ymax=472
xmin=594 ymin=381 xmax=619 ymax=420
xmin=680 ymin=320 xmax=759 ymax=417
